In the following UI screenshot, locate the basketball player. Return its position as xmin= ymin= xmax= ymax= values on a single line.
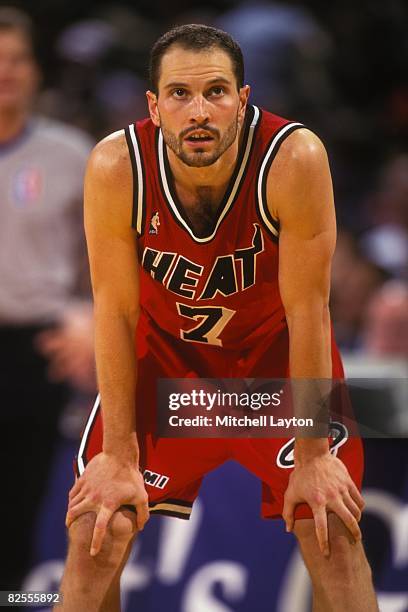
xmin=58 ymin=25 xmax=378 ymax=611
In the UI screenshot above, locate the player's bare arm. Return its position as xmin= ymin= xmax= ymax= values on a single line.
xmin=65 ymin=132 xmax=149 ymax=555
xmin=267 ymin=129 xmax=365 ymax=555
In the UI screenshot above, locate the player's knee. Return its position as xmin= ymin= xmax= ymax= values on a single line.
xmin=68 ymin=509 xmax=137 ymax=558
xmin=108 ymin=508 xmax=138 ymax=543
xmin=68 ymin=512 xmax=96 ymax=553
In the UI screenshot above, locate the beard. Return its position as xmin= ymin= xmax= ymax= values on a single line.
xmin=160 ymin=114 xmax=239 ymax=168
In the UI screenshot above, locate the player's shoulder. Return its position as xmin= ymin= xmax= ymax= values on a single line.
xmin=277 ymin=128 xmax=327 ymax=168
xmin=33 ymin=115 xmax=94 ymax=160
xmin=87 ymin=129 xmax=132 ymax=187
xmin=261 ymin=110 xmax=333 ymax=219
xmin=85 ymin=130 xmax=134 ymax=230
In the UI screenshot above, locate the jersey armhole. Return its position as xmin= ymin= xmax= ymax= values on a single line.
xmin=256 ymin=122 xmax=304 ymax=242
xmin=124 ymin=124 xmax=146 ymax=236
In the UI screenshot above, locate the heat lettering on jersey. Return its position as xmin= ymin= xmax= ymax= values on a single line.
xmin=142 ymin=224 xmax=264 ymax=301
xmin=141 ymin=250 xmax=177 ymax=283
xmin=167 ymin=256 xmax=203 ymax=298
xmin=199 ymin=255 xmax=237 ymax=300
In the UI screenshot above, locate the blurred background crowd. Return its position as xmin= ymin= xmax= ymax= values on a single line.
xmin=0 ymin=0 xmax=406 ymax=601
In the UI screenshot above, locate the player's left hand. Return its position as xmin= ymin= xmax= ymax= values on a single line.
xmin=282 ymin=452 xmax=365 ymax=556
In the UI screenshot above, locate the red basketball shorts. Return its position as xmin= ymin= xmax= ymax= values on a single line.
xmin=75 ymin=321 xmax=364 ymax=521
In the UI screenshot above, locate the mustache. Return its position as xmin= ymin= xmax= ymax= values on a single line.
xmin=180 ymin=125 xmax=220 ymax=139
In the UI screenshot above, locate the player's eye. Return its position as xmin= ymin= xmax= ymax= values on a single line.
xmin=173 ymin=88 xmax=187 ymax=98
xmin=208 ymin=86 xmax=225 ymax=97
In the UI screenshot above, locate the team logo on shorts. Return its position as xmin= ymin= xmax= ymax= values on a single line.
xmin=276 ymin=421 xmax=349 ymax=469
xmin=143 ymin=469 xmax=169 ymax=489
xmin=149 ymin=211 xmax=160 ymax=234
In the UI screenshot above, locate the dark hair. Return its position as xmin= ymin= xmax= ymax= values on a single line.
xmin=0 ymin=7 xmax=35 ymax=54
xmin=149 ymin=24 xmax=244 ymax=93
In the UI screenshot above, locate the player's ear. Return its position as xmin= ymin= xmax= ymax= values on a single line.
xmin=146 ymin=90 xmax=160 ymax=127
xmin=238 ymin=85 xmax=250 ymax=125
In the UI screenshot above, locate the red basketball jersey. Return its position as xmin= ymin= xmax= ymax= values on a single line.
xmin=125 ymin=106 xmax=303 ymax=351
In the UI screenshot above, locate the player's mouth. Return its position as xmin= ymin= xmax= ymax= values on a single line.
xmin=184 ymin=130 xmax=215 ymax=147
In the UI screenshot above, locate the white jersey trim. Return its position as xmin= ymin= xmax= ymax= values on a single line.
xmin=128 ymin=124 xmax=144 ymax=235
xmin=257 ymin=122 xmax=304 ymax=237
xmin=77 ymin=393 xmax=100 ymax=475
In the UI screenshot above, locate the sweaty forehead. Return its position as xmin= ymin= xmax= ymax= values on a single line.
xmin=158 ymin=45 xmax=235 ymax=89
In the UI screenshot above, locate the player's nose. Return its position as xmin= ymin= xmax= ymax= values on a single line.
xmin=188 ymin=94 xmax=210 ymax=124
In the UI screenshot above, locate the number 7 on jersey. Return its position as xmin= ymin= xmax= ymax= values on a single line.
xmin=176 ymin=303 xmax=236 ymax=346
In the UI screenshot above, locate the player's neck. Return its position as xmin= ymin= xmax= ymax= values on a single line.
xmin=167 ymin=131 xmax=241 ymax=201
xmin=0 ymin=108 xmax=29 ymax=143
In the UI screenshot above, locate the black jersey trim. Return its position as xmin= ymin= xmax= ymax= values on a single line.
xmin=149 ymin=509 xmax=191 ymax=520
xmin=156 ymin=105 xmax=261 ymax=243
xmin=76 ymin=394 xmax=101 ymax=476
xmin=125 ymin=124 xmax=146 ymax=236
xmin=149 ymin=498 xmax=193 ymax=508
xmin=255 ymin=122 xmax=304 ymax=242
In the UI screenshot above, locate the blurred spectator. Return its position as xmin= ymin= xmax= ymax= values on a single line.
xmin=330 ymin=231 xmax=388 ymax=350
xmin=0 ymin=7 xmax=94 ymax=590
xmin=360 ymin=154 xmax=408 ymax=279
xmin=37 ymin=6 xmax=156 ymax=138
xmin=361 ymin=281 xmax=408 ymax=358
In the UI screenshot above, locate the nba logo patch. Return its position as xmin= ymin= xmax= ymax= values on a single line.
xmin=149 ymin=211 xmax=160 ymax=234
xmin=12 ymin=166 xmax=43 ymax=208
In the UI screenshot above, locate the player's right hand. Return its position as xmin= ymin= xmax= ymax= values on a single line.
xmin=65 ymin=452 xmax=149 ymax=556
